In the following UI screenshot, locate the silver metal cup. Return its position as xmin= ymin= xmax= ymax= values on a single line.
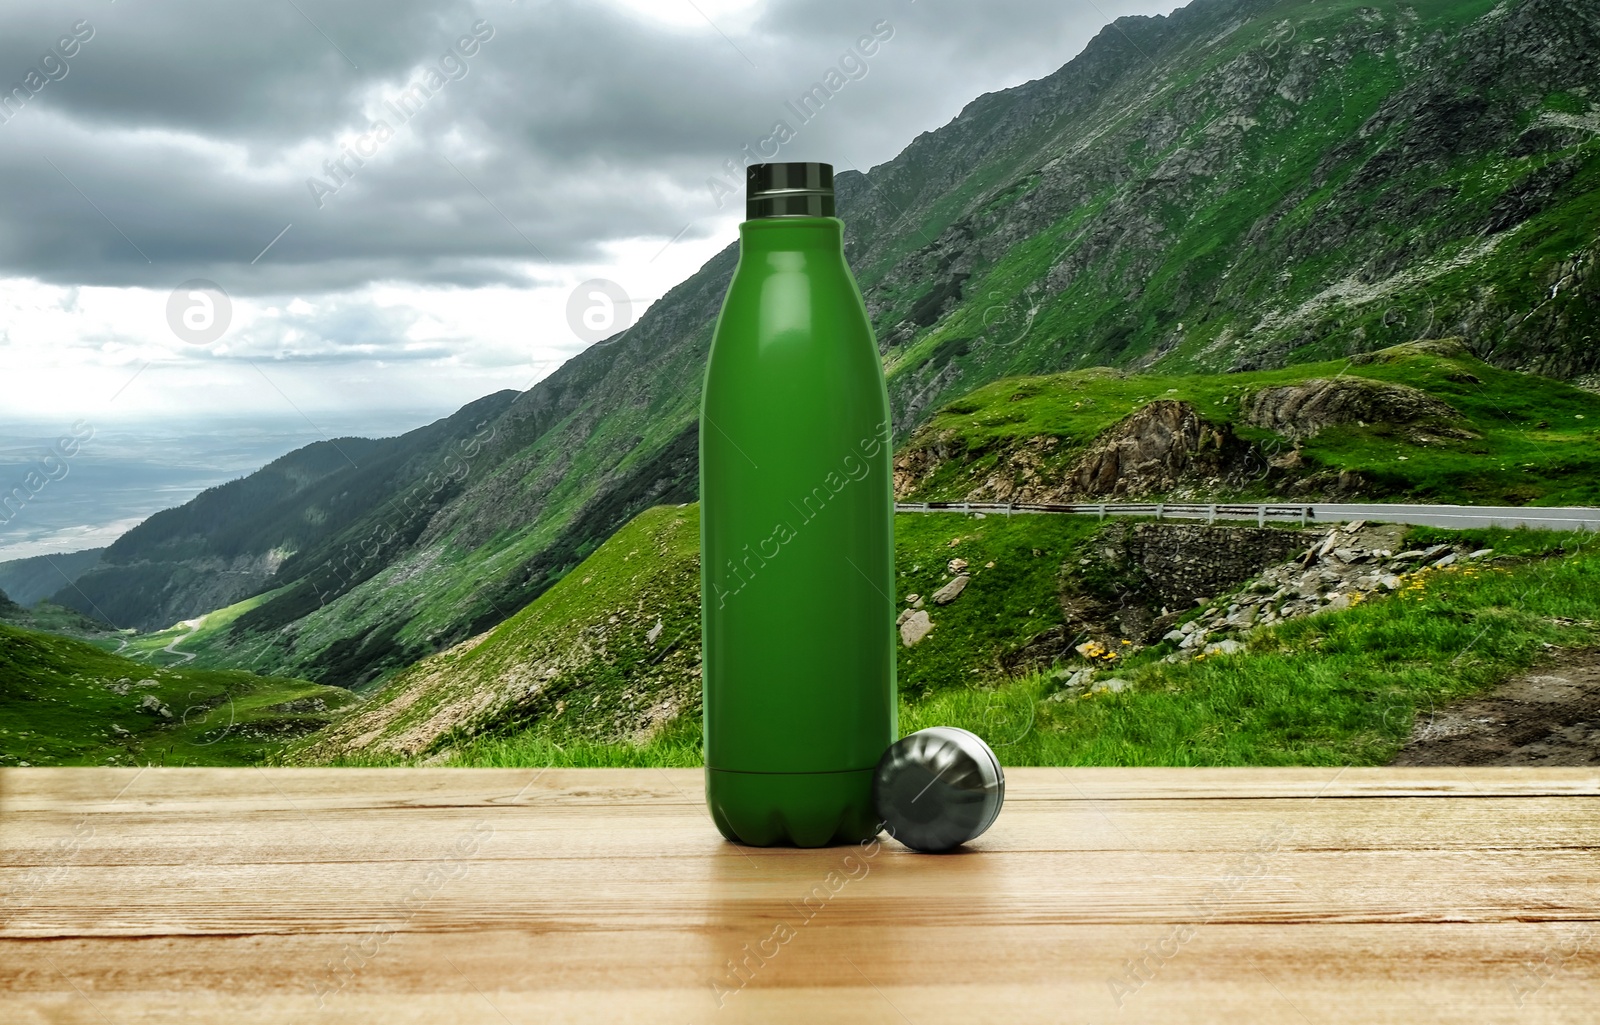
xmin=872 ymin=727 xmax=1005 ymax=852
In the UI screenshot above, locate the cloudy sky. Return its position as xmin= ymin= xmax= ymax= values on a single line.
xmin=0 ymin=0 xmax=1180 ymax=425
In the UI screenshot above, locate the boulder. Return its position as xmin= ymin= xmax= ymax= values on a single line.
xmin=138 ymin=694 xmax=173 ymax=718
xmin=1224 ymin=606 xmax=1258 ymax=629
xmin=900 ymin=610 xmax=934 ymax=647
xmin=932 ymin=574 xmax=971 ymax=604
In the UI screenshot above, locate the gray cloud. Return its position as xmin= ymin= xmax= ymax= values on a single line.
xmin=0 ymin=0 xmax=1181 ymax=299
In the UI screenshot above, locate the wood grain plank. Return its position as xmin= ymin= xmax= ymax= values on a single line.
xmin=2 ymin=767 xmax=1596 ymax=1024
xmin=5 ymin=767 xmax=1598 ymax=811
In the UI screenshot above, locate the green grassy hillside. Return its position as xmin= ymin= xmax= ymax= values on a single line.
xmin=293 ymin=503 xmax=706 ymax=763
xmin=0 ymin=622 xmax=357 ymax=766
xmin=303 ymin=521 xmax=1598 ymax=768
xmin=114 ymin=587 xmax=289 ymax=668
xmin=303 ymin=498 xmax=1400 ymax=766
xmin=0 ymin=590 xmax=115 ymax=642
xmin=896 ymin=340 xmax=1600 ymax=505
xmin=295 ymin=505 xmax=1128 ymax=764
xmin=902 ymin=526 xmax=1599 ymax=765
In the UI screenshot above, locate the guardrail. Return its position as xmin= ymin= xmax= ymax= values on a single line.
xmin=893 ymin=501 xmax=1315 ymax=526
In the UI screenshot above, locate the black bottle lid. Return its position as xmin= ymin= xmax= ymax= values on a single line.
xmin=746 ymin=162 xmax=835 ymax=220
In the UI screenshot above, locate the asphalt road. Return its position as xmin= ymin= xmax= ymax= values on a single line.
xmin=1307 ymin=503 xmax=1600 ymax=531
xmin=893 ymin=501 xmax=1600 ymax=532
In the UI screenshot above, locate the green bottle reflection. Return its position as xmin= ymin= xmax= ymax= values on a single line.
xmin=700 ymin=162 xmax=896 ymax=847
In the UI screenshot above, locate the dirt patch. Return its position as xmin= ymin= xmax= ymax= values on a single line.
xmin=1390 ymin=647 xmax=1600 ymax=766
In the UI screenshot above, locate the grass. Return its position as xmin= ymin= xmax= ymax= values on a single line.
xmin=0 ymin=621 xmax=358 ymax=766
xmin=283 ymin=504 xmax=705 ymax=764
xmin=302 ymin=521 xmax=1600 ymax=769
xmin=893 ymin=510 xmax=1103 ymax=696
xmin=440 ymin=714 xmax=704 ymax=769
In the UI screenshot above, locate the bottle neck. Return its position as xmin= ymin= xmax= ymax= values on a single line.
xmin=738 ymin=216 xmax=844 ymax=255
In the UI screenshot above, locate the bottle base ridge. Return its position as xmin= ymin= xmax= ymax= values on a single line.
xmin=705 ymin=767 xmax=881 ymax=848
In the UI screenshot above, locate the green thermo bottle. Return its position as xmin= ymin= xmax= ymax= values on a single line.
xmin=700 ymin=161 xmax=896 ymax=847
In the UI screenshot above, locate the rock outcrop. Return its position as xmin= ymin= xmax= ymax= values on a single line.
xmin=895 ymin=399 xmax=1263 ymax=505
xmin=1244 ymin=377 xmax=1472 ymax=442
xmin=1066 ymin=400 xmax=1257 ymax=498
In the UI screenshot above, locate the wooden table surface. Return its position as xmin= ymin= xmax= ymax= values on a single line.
xmin=2 ymin=767 xmax=1597 ymax=1024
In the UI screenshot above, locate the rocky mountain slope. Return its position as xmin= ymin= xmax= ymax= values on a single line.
xmin=51 ymin=0 xmax=1600 ymax=692
xmin=866 ymin=0 xmax=1600 ymax=420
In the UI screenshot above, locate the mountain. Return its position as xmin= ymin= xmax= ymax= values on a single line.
xmin=863 ymin=0 xmax=1600 ymax=426
xmin=51 ymin=0 xmax=1600 ymax=691
xmin=0 ymin=547 xmax=103 ymax=606
xmin=49 ymin=391 xmax=517 ymax=633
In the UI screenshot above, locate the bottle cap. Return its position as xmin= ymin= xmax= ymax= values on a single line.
xmin=746 ymin=162 xmax=835 ymax=220
xmin=872 ymin=727 xmax=1005 ymax=853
